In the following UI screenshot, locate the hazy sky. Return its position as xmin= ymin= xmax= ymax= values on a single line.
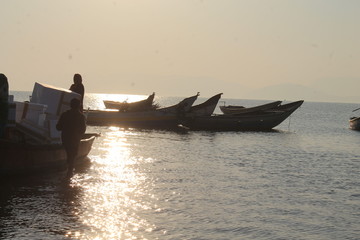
xmin=1 ymin=0 xmax=359 ymax=102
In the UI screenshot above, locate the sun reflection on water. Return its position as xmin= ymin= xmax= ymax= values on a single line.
xmin=71 ymin=127 xmax=157 ymax=239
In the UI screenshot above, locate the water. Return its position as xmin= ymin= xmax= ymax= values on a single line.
xmin=1 ymin=92 xmax=359 ymax=239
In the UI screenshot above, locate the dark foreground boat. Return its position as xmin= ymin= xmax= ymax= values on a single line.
xmin=103 ymin=92 xmax=156 ymax=112
xmin=219 ymin=100 xmax=282 ymax=115
xmin=0 ymin=133 xmax=96 ymax=177
xmin=349 ymin=117 xmax=360 ymax=131
xmin=181 ymin=100 xmax=304 ymax=131
xmin=1 ymin=82 xmax=98 ymax=178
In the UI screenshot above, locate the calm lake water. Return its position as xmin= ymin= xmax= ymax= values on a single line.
xmin=1 ymin=92 xmax=359 ymax=240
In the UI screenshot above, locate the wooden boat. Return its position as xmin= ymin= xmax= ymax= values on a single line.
xmin=103 ymin=92 xmax=156 ymax=112
xmin=1 ymin=82 xmax=98 ymax=177
xmin=219 ymin=100 xmax=282 ymax=115
xmin=0 ymin=133 xmax=96 ymax=177
xmin=264 ymin=100 xmax=304 ymax=112
xmin=86 ymin=93 xmax=200 ymax=128
xmin=349 ymin=117 xmax=360 ymax=130
xmin=181 ymin=100 xmax=304 ymax=131
xmin=156 ymin=92 xmax=200 ymax=114
xmin=187 ymin=93 xmax=222 ymax=117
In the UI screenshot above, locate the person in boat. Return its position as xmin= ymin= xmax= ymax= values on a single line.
xmin=0 ymin=73 xmax=9 ymax=138
xmin=56 ymin=98 xmax=86 ymax=174
xmin=69 ymin=73 xmax=85 ymax=111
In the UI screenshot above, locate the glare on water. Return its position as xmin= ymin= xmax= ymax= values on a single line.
xmin=67 ymin=128 xmax=158 ymax=239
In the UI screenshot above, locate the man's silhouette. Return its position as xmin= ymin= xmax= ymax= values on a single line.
xmin=56 ymin=98 xmax=86 ymax=174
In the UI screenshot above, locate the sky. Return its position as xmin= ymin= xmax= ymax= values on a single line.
xmin=1 ymin=0 xmax=359 ymax=102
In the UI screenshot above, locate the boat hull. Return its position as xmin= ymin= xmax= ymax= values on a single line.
xmin=103 ymin=93 xmax=155 ymax=111
xmin=0 ymin=134 xmax=95 ymax=177
xmin=86 ymin=94 xmax=202 ymax=129
xmin=182 ymin=100 xmax=303 ymax=131
xmin=182 ymin=111 xmax=291 ymax=131
xmin=349 ymin=117 xmax=360 ymax=130
xmin=86 ymin=109 xmax=182 ymax=129
xmin=220 ymin=100 xmax=282 ymax=115
xmin=188 ymin=93 xmax=222 ymax=117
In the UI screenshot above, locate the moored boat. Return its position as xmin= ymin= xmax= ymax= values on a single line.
xmin=0 ymin=133 xmax=95 ymax=177
xmin=187 ymin=93 xmax=222 ymax=117
xmin=219 ymin=100 xmax=282 ymax=115
xmin=103 ymin=92 xmax=156 ymax=112
xmin=182 ymin=100 xmax=304 ymax=131
xmin=349 ymin=117 xmax=360 ymax=130
xmin=86 ymin=93 xmax=200 ymax=128
xmin=1 ymin=82 xmax=97 ymax=177
xmin=263 ymin=100 xmax=304 ymax=112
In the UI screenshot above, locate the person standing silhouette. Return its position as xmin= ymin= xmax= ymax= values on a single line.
xmin=56 ymin=98 xmax=86 ymax=174
xmin=69 ymin=73 xmax=85 ymax=111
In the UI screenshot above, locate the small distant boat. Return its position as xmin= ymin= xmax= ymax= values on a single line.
xmin=219 ymin=100 xmax=282 ymax=115
xmin=86 ymin=93 xmax=200 ymax=128
xmin=181 ymin=100 xmax=304 ymax=131
xmin=349 ymin=117 xmax=360 ymax=131
xmin=0 ymin=133 xmax=96 ymax=177
xmin=103 ymin=92 xmax=156 ymax=112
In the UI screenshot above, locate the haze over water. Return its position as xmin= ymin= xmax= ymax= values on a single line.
xmin=2 ymin=1 xmax=360 ymax=102
xmin=1 ymin=92 xmax=359 ymax=239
